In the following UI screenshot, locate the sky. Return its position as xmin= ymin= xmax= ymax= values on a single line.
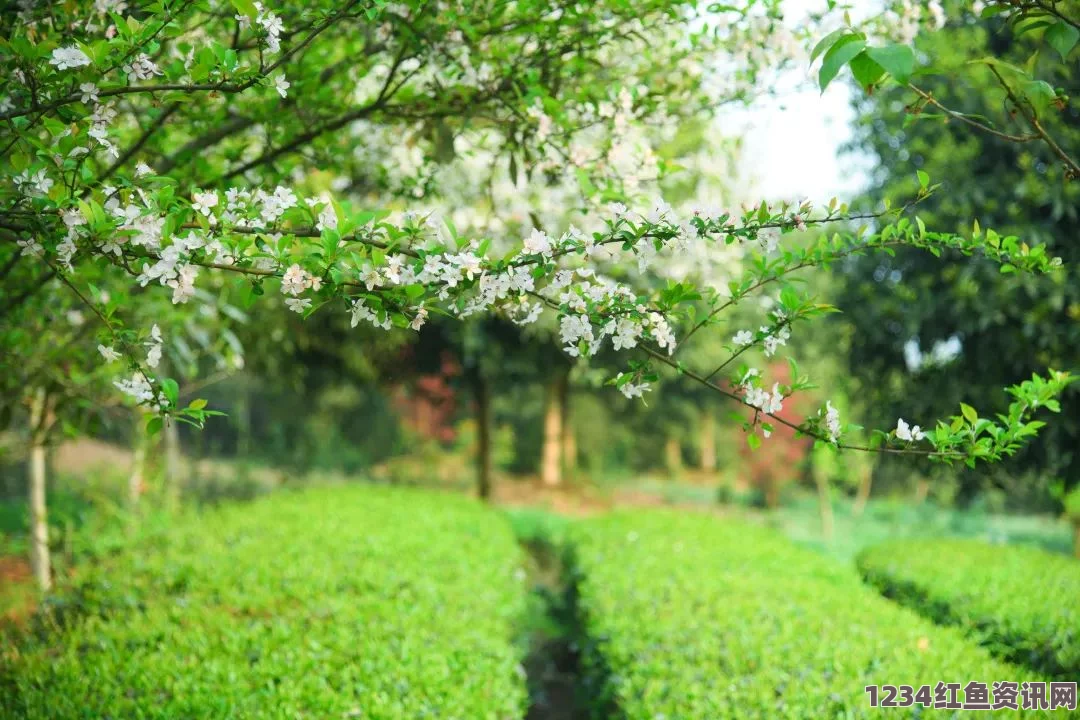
xmin=720 ymin=0 xmax=878 ymax=205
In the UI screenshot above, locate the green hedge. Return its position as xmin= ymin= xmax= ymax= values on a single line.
xmin=857 ymin=539 xmax=1080 ymax=680
xmin=1 ymin=485 xmax=527 ymax=718
xmin=571 ymin=510 xmax=1059 ymax=718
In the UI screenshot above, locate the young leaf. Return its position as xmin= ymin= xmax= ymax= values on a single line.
xmin=810 ymin=27 xmax=850 ymax=64
xmin=1046 ymin=21 xmax=1079 ymax=61
xmin=849 ymin=51 xmax=885 ymax=91
xmin=865 ymin=44 xmax=915 ymax=84
xmin=819 ymin=35 xmax=866 ymax=91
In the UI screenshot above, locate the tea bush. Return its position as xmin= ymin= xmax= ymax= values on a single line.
xmin=1 ymin=485 xmax=528 ymax=719
xmin=858 ymin=539 xmax=1080 ymax=680
xmin=570 ymin=511 xmax=1060 ymax=718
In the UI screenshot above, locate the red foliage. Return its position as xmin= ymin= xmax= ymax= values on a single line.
xmin=390 ymin=351 xmax=461 ymax=443
xmin=730 ymin=361 xmax=812 ymax=507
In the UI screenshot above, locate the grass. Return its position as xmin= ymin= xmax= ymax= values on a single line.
xmin=762 ymin=494 xmax=1074 ymax=562
xmin=1 ymin=485 xmax=528 ymax=719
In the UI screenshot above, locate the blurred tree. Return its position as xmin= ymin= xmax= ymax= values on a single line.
xmin=840 ymin=6 xmax=1080 ymax=508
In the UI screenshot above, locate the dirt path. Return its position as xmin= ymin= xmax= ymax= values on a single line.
xmin=520 ymin=539 xmax=589 ymax=720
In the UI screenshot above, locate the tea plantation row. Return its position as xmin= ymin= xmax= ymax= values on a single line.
xmin=857 ymin=539 xmax=1080 ymax=680
xmin=570 ymin=511 xmax=1069 ymax=718
xmin=1 ymin=486 xmax=527 ymax=719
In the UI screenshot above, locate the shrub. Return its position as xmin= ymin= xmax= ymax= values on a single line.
xmin=857 ymin=539 xmax=1080 ymax=680
xmin=570 ymin=510 xmax=1058 ymax=718
xmin=1 ymin=485 xmax=527 ymax=719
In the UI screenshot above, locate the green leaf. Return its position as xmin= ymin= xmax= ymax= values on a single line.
xmin=960 ymin=403 xmax=978 ymax=424
xmin=819 ymin=35 xmax=866 ymax=91
xmin=188 ymin=398 xmax=208 ymax=410
xmin=1020 ymin=80 xmax=1056 ymax=113
xmin=865 ymin=44 xmax=915 ymax=84
xmin=576 ymin=168 xmax=596 ymax=197
xmin=161 ymin=378 xmax=179 ymax=407
xmin=746 ymin=433 xmax=761 ymax=450
xmin=230 ymin=0 xmax=258 ymax=18
xmin=849 ymin=51 xmax=885 ymax=91
xmin=146 ymin=416 xmax=163 ymax=437
xmin=810 ymin=27 xmax=850 ymax=64
xmin=917 ymin=169 xmax=929 ymax=189
xmin=1046 ymin=21 xmax=1079 ymax=61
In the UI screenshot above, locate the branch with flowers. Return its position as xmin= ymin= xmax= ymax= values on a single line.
xmin=0 ymin=0 xmax=1074 ymax=475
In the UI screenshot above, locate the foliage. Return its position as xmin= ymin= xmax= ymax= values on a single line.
xmin=857 ymin=538 xmax=1080 ymax=680
xmin=569 ymin=510 xmax=1058 ymax=718
xmin=0 ymin=485 xmax=528 ymax=718
xmin=0 ymin=0 xmax=1073 ymax=473
xmin=837 ymin=0 xmax=1080 ymax=501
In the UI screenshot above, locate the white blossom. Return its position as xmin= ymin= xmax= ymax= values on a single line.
xmin=79 ymin=82 xmax=99 ymax=104
xmin=273 ymin=75 xmax=290 ymax=98
xmin=732 ymin=330 xmax=754 ymax=346
xmin=145 ymin=324 xmax=163 ymax=368
xmin=281 ymin=263 xmax=309 ymax=296
xmin=17 ymin=238 xmax=43 ymax=256
xmin=192 ymin=190 xmax=219 ymax=216
xmin=98 ymin=345 xmax=122 ymax=362
xmin=895 ymin=418 xmax=925 ymax=442
xmin=16 ymin=169 xmax=54 ymax=197
xmin=122 ymin=53 xmax=162 ymax=82
xmin=316 ymin=203 xmax=337 ymax=232
xmin=285 ymin=297 xmax=311 ymax=313
xmin=619 ymin=380 xmax=652 ymax=400
xmin=168 ymin=264 xmax=198 ymax=304
xmin=823 ymin=401 xmax=841 ymax=443
xmin=757 ymin=227 xmax=780 ymax=254
xmin=255 ymin=3 xmax=284 ymax=53
xmin=523 ymin=227 xmax=552 ymax=256
xmin=410 ymin=307 xmax=429 ymax=330
xmin=49 ymin=46 xmax=91 ymax=71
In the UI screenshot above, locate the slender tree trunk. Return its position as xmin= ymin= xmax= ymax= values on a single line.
xmin=474 ymin=374 xmax=493 ymax=500
xmin=559 ymin=369 xmax=575 ymax=480
xmin=700 ymin=408 xmax=716 ymax=473
xmin=1073 ymin=520 xmax=1080 ymax=560
xmin=129 ymin=416 xmax=147 ymax=510
xmin=852 ymin=466 xmax=873 ymax=517
xmin=163 ymin=418 xmax=181 ymax=510
xmin=664 ymin=435 xmax=682 ymax=475
xmin=28 ymin=388 xmax=52 ymax=592
xmin=763 ymin=476 xmax=780 ymax=510
xmin=541 ymin=371 xmax=565 ymax=487
xmin=815 ymin=472 xmax=834 ymax=542
xmin=235 ymin=390 xmax=251 ymax=458
xmin=914 ymin=477 xmax=930 ymax=505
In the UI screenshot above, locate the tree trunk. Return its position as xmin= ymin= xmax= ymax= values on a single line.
xmin=559 ymin=369 xmax=575 ymax=480
xmin=763 ymin=476 xmax=780 ymax=510
xmin=664 ymin=435 xmax=682 ymax=475
xmin=815 ymin=472 xmax=834 ymax=542
xmin=28 ymin=388 xmax=52 ymax=593
xmin=852 ymin=466 xmax=873 ymax=517
xmin=700 ymin=408 xmax=716 ymax=473
xmin=541 ymin=371 xmax=565 ymax=487
xmin=129 ymin=422 xmax=147 ymax=509
xmin=474 ymin=374 xmax=493 ymax=500
xmin=914 ymin=477 xmax=930 ymax=504
xmin=1073 ymin=520 xmax=1080 ymax=560
xmin=163 ymin=417 xmax=181 ymax=510
xmin=235 ymin=390 xmax=251 ymax=458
